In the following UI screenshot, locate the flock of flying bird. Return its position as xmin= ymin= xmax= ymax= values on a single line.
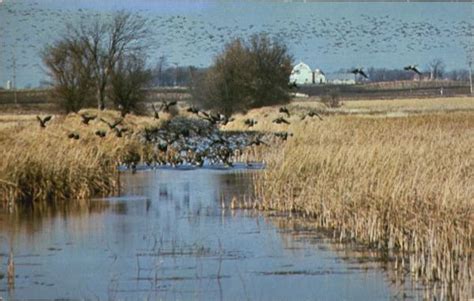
xmin=347 ymin=64 xmax=421 ymax=80
xmin=1 ymin=1 xmax=472 ymax=88
xmin=35 ymin=99 xmax=319 ymax=168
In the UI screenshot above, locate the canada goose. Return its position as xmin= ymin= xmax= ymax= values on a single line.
xmin=219 ymin=115 xmax=234 ymax=126
xmin=279 ymin=106 xmax=290 ymax=118
xmin=80 ymin=113 xmax=96 ymax=125
xmin=157 ymin=142 xmax=168 ymax=152
xmin=160 ymin=100 xmax=178 ymax=113
xmin=151 ymin=104 xmax=160 ymax=119
xmin=36 ymin=115 xmax=52 ymax=128
xmin=200 ymin=111 xmax=221 ymax=125
xmin=274 ymin=132 xmax=293 ymax=141
xmin=186 ymin=106 xmax=200 ymax=115
xmin=404 ymin=65 xmax=421 ymax=75
xmin=244 ymin=118 xmax=258 ymax=127
xmin=301 ymin=110 xmax=323 ymax=121
xmin=272 ymin=117 xmax=290 ymax=124
xmin=351 ymin=68 xmax=368 ymax=79
xmin=248 ymin=137 xmax=267 ymax=146
xmin=95 ymin=130 xmax=106 ymax=138
xmin=100 ymin=118 xmax=123 ymax=130
xmin=67 ymin=132 xmax=80 ymax=140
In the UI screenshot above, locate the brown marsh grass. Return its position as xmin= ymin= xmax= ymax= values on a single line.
xmin=0 ymin=110 xmax=162 ymax=206
xmin=225 ymin=101 xmax=473 ymax=295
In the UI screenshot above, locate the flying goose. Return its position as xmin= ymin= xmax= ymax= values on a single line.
xmin=36 ymin=115 xmax=52 ymax=128
xmin=80 ymin=113 xmax=96 ymax=125
xmin=279 ymin=106 xmax=290 ymax=118
xmin=404 ymin=65 xmax=422 ymax=75
xmin=272 ymin=117 xmax=290 ymax=124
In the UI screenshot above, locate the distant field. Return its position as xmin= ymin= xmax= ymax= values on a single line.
xmin=0 ymin=81 xmax=471 ymax=113
xmin=298 ymin=80 xmax=471 ymax=100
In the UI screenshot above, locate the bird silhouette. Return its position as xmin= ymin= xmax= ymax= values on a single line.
xmin=274 ymin=132 xmax=293 ymax=141
xmin=404 ymin=65 xmax=422 ymax=75
xmin=67 ymin=132 xmax=80 ymax=140
xmin=160 ymin=100 xmax=178 ymax=113
xmin=80 ymin=113 xmax=96 ymax=125
xmin=248 ymin=136 xmax=268 ymax=146
xmin=186 ymin=106 xmax=200 ymax=115
xmin=244 ymin=118 xmax=258 ymax=127
xmin=272 ymin=117 xmax=290 ymax=124
xmin=351 ymin=68 xmax=368 ymax=79
xmin=279 ymin=106 xmax=290 ymax=118
xmin=36 ymin=115 xmax=52 ymax=128
xmin=95 ymin=130 xmax=106 ymax=138
xmin=100 ymin=118 xmax=123 ymax=130
xmin=301 ymin=110 xmax=323 ymax=121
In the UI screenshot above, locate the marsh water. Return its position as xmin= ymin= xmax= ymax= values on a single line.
xmin=0 ymin=168 xmax=422 ymax=300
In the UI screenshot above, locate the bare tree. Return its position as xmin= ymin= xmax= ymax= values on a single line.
xmin=428 ymin=58 xmax=445 ymax=80
xmin=64 ymin=11 xmax=149 ymax=110
xmin=109 ymin=54 xmax=151 ymax=117
xmin=42 ymin=40 xmax=94 ymax=113
xmin=154 ymin=55 xmax=167 ymax=87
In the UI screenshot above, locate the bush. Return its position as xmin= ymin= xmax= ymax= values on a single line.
xmin=321 ymin=88 xmax=343 ymax=108
xmin=191 ymin=33 xmax=293 ymax=116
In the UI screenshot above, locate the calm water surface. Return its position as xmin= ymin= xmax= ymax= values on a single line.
xmin=0 ymin=169 xmax=420 ymax=300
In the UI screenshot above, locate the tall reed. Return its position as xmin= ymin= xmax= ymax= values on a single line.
xmin=251 ymin=112 xmax=473 ymax=293
xmin=0 ymin=112 xmax=149 ymax=205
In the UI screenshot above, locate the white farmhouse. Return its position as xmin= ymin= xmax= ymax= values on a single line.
xmin=290 ymin=62 xmax=327 ymax=85
xmin=289 ymin=62 xmax=313 ymax=85
xmin=313 ymin=69 xmax=326 ymax=84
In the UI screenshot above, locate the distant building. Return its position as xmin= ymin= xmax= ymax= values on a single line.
xmin=313 ymin=69 xmax=326 ymax=84
xmin=290 ymin=62 xmax=313 ymax=85
xmin=5 ymin=80 xmax=11 ymax=90
xmin=289 ymin=62 xmax=326 ymax=85
xmin=326 ymin=73 xmax=356 ymax=85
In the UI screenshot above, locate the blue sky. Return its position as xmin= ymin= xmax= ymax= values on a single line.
xmin=0 ymin=1 xmax=472 ymax=88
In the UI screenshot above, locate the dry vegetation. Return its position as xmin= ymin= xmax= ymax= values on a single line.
xmin=0 ymin=110 xmax=161 ymax=206
xmin=225 ymin=98 xmax=473 ymax=295
xmin=1 ymin=97 xmax=472 ymax=295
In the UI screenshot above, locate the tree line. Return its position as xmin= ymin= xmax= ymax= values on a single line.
xmin=42 ymin=11 xmax=294 ymax=116
xmin=42 ymin=12 xmax=471 ymax=116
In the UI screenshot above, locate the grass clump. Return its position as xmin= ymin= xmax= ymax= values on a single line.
xmin=244 ymin=111 xmax=472 ymax=295
xmin=0 ymin=110 xmax=151 ymax=206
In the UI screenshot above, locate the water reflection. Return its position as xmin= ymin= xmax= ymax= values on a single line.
xmin=0 ymin=169 xmax=422 ymax=300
